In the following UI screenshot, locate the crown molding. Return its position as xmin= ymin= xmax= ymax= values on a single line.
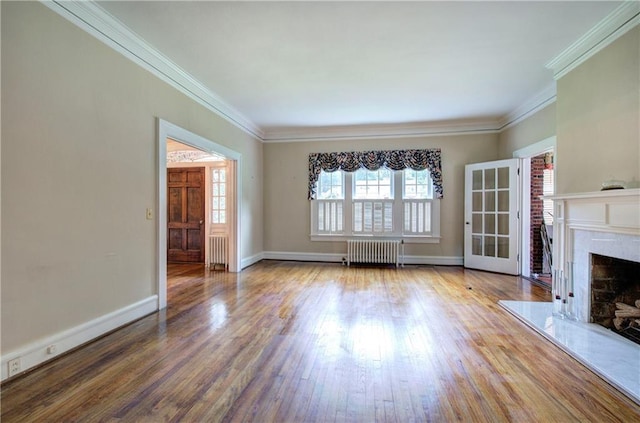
xmin=498 ymin=82 xmax=557 ymax=132
xmin=546 ymin=1 xmax=640 ymax=80
xmin=262 ymin=119 xmax=501 ymax=143
xmin=40 ymin=0 xmax=264 ymax=140
xmin=38 ymin=0 xmax=631 ymax=144
xmin=33 ymin=0 xmax=531 ymax=144
xmin=264 ymin=81 xmax=561 ymax=141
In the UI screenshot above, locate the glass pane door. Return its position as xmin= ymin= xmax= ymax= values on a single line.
xmin=465 ymin=159 xmax=519 ymax=275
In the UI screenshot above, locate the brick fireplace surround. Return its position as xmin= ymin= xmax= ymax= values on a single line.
xmin=501 ymin=189 xmax=640 ymax=405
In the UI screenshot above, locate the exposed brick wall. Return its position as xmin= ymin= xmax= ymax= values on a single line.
xmin=530 ymin=155 xmax=545 ymax=274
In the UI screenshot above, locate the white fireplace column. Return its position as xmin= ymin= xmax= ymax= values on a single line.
xmin=545 ymin=189 xmax=640 ymax=323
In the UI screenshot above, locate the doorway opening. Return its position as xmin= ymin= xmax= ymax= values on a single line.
xmin=514 ymin=136 xmax=556 ymax=288
xmin=166 ymin=140 xmax=230 ymax=269
xmin=157 ymin=119 xmax=242 ymax=310
xmin=529 ymin=151 xmax=554 ymax=286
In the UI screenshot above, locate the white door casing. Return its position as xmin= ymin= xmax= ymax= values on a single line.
xmin=157 ymin=119 xmax=242 ymax=310
xmin=512 ymin=136 xmax=556 ymax=276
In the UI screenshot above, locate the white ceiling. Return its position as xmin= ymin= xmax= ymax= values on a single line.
xmin=95 ymin=1 xmax=623 ymax=136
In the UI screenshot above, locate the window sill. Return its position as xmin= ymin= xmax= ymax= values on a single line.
xmin=310 ymin=234 xmax=441 ymax=244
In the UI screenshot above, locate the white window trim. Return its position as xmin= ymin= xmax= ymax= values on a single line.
xmin=210 ymin=162 xmax=228 ymax=233
xmin=310 ymin=170 xmax=441 ymax=243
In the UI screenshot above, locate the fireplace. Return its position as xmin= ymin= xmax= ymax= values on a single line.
xmin=546 ymin=189 xmax=640 ymax=324
xmin=502 ymin=188 xmax=640 ymax=405
xmin=590 ymin=254 xmax=640 ymax=344
xmin=569 ymin=229 xmax=640 ymax=324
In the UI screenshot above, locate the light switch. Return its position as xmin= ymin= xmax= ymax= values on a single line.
xmin=146 ymin=208 xmax=153 ymax=220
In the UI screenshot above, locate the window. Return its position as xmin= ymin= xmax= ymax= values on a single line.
xmin=211 ymin=167 xmax=226 ymax=225
xmin=403 ymin=169 xmax=434 ymax=235
xmin=317 ymin=201 xmax=343 ymax=234
xmin=354 ymin=168 xmax=393 ymax=199
xmin=317 ymin=171 xmax=344 ymax=200
xmin=543 ymin=167 xmax=554 ymax=225
xmin=314 ymin=170 xmax=344 ymax=235
xmin=311 ymin=168 xmax=440 ymax=242
xmin=352 ymin=168 xmax=394 ymax=234
xmin=403 ymin=169 xmax=432 ymax=199
xmin=353 ymin=201 xmax=394 ymax=234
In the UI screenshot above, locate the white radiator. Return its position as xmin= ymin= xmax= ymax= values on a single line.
xmin=347 ymin=239 xmax=402 ymax=267
xmin=209 ymin=235 xmax=228 ymax=269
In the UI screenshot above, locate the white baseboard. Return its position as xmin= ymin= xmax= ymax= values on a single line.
xmin=1 ymin=295 xmax=158 ymax=381
xmin=263 ymin=251 xmax=344 ymax=263
xmin=241 ymin=252 xmax=264 ymax=269
xmin=262 ymin=251 xmax=463 ymax=266
xmin=403 ymin=255 xmax=463 ymax=266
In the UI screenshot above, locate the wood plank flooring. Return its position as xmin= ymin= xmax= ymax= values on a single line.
xmin=2 ymin=261 xmax=639 ymax=422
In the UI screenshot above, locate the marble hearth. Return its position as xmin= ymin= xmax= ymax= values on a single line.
xmin=500 ymin=300 xmax=640 ymax=404
xmin=501 ymin=189 xmax=640 ymax=405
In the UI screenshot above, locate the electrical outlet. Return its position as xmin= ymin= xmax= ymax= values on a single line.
xmin=8 ymin=358 xmax=21 ymax=377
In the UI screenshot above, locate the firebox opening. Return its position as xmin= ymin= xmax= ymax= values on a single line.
xmin=590 ymin=253 xmax=640 ymax=345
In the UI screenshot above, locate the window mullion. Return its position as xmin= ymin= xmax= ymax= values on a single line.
xmin=344 ymin=172 xmax=353 ymax=236
xmin=393 ymin=171 xmax=403 ymax=235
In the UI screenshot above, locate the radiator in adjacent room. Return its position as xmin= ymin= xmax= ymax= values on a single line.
xmin=346 ymin=239 xmax=402 ymax=267
xmin=209 ymin=235 xmax=228 ymax=270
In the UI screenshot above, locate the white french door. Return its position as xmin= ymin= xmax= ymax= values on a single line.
xmin=464 ymin=159 xmax=520 ymax=275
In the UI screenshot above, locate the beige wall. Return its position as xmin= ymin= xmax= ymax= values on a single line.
xmin=1 ymin=3 xmax=263 ymax=353
xmin=5 ymin=0 xmax=636 ymax=365
xmin=556 ymin=27 xmax=639 ymax=194
xmin=496 ymin=26 xmax=639 ymax=194
xmin=498 ymin=103 xmax=556 ymax=159
xmin=264 ymin=134 xmax=499 ymax=259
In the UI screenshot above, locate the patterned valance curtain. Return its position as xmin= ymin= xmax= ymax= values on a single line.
xmin=308 ymin=149 xmax=443 ymax=200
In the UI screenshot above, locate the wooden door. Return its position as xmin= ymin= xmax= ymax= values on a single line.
xmin=167 ymin=167 xmax=205 ymax=263
xmin=464 ymin=159 xmax=520 ymax=275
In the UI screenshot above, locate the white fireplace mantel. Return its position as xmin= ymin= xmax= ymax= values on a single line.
xmin=546 ymin=188 xmax=640 ymax=230
xmin=545 ymin=189 xmax=640 ymax=322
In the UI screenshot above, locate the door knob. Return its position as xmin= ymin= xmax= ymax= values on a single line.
xmin=199 ymin=220 xmax=204 ymax=225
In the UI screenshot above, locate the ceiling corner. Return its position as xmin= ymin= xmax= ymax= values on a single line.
xmin=262 ymin=119 xmax=502 ymax=143
xmin=545 ymin=1 xmax=640 ymax=80
xmin=40 ymin=0 xmax=265 ymax=141
xmin=499 ymin=82 xmax=557 ymax=132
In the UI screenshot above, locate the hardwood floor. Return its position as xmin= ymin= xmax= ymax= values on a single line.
xmin=2 ymin=261 xmax=639 ymax=422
